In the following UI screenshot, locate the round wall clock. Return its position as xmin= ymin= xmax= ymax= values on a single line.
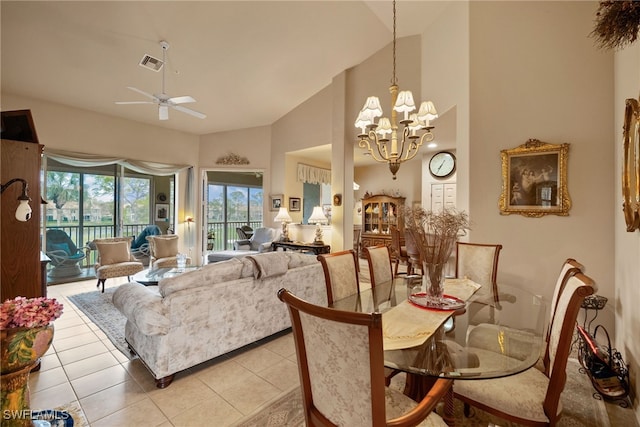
xmin=157 ymin=192 xmax=167 ymax=202
xmin=429 ymin=151 xmax=456 ymax=178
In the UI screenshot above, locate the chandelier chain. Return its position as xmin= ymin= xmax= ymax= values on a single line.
xmin=392 ymin=0 xmax=397 ymax=86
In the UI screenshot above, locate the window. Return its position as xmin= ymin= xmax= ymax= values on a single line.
xmin=44 ymin=159 xmax=171 ymax=264
xmin=205 ymin=171 xmax=263 ymax=250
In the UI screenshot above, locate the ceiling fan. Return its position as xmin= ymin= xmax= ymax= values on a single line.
xmin=116 ymin=40 xmax=206 ymax=121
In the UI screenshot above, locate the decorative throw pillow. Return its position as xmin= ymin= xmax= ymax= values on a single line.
xmin=153 ymin=236 xmax=179 ymax=258
xmin=96 ymin=241 xmax=130 ymax=265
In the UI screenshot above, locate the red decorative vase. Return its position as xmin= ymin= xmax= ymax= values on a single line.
xmin=1 ymin=326 xmax=54 ymax=426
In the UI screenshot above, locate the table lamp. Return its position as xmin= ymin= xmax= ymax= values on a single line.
xmin=274 ymin=207 xmax=292 ymax=242
xmin=309 ymin=206 xmax=328 ymax=245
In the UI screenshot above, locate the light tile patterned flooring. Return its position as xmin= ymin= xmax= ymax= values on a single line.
xmin=32 ymin=277 xmax=302 ymax=427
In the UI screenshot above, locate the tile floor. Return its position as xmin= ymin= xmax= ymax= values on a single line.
xmin=31 ymin=277 xmax=301 ymax=427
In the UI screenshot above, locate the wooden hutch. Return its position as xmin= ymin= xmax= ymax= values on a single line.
xmin=360 ymin=194 xmax=405 ymax=250
xmin=1 ymin=110 xmax=46 ymax=299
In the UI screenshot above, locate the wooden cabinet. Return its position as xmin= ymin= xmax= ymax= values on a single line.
xmin=360 ymin=195 xmax=405 ymax=250
xmin=1 ymin=111 xmax=45 ymax=299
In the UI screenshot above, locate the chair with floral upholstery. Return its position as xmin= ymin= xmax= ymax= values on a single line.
xmin=94 ymin=236 xmax=144 ymax=293
xmin=278 ymin=288 xmax=450 ymax=427
xmin=454 ymin=272 xmax=596 ymax=426
xmin=317 ymin=249 xmax=360 ymax=306
xmin=363 ymin=245 xmax=393 ymax=288
xmin=147 ymin=234 xmax=191 ymax=268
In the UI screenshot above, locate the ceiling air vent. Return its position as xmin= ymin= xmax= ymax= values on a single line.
xmin=139 ymin=54 xmax=163 ymax=72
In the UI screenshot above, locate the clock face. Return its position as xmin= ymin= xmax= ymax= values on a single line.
xmin=429 ymin=151 xmax=456 ymax=178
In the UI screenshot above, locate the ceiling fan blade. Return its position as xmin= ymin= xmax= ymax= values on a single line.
xmin=168 ymin=95 xmax=196 ymax=104
xmin=126 ymin=86 xmax=156 ymax=100
xmin=172 ymin=105 xmax=207 ymax=119
xmin=115 ymin=101 xmax=154 ymax=105
xmin=159 ymin=105 xmax=169 ymax=121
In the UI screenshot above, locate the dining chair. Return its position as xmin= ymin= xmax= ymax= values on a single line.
xmin=390 ymin=225 xmax=410 ymax=277
xmin=455 ymin=242 xmax=503 ymax=305
xmin=454 ymin=272 xmax=596 ymax=426
xmin=278 ymin=288 xmax=450 ymax=427
xmin=317 ymin=250 xmax=360 ymax=305
xmin=363 ymin=245 xmax=394 ymax=288
xmin=404 ymin=229 xmax=423 ymax=275
xmin=353 ymin=227 xmax=362 ymax=263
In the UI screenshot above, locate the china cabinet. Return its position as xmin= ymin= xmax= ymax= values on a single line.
xmin=360 ymin=194 xmax=405 ymax=250
xmin=1 ymin=110 xmax=44 ymax=298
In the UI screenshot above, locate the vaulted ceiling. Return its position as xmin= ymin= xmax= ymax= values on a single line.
xmin=1 ymin=1 xmax=447 ymax=137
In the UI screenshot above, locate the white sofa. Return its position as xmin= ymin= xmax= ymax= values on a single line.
xmin=207 ymin=227 xmax=280 ymax=263
xmin=113 ymin=251 xmax=326 ymax=388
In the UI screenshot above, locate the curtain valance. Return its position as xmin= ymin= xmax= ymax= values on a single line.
xmin=297 ymin=163 xmax=330 ymax=185
xmin=44 ymin=148 xmax=191 ymax=176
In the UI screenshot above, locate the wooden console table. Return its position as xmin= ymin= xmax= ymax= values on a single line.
xmin=272 ymin=241 xmax=330 ymax=255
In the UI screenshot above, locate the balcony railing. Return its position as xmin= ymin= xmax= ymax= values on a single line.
xmin=45 ymin=221 xmax=263 ymax=266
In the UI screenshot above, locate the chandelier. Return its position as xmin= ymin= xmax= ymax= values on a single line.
xmin=354 ymin=0 xmax=438 ymax=180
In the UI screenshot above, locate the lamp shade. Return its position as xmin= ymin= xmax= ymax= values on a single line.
xmin=309 ymin=206 xmax=328 ymax=224
xmin=274 ymin=207 xmax=292 ymax=223
xmin=15 ymin=199 xmax=32 ymax=222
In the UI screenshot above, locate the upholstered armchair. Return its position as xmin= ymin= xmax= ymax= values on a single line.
xmin=94 ymin=236 xmax=144 ymax=293
xmin=46 ymin=229 xmax=88 ymax=278
xmin=130 ymin=225 xmax=162 ymax=266
xmin=233 ymin=227 xmax=278 ymax=253
xmin=147 ymin=234 xmax=191 ymax=268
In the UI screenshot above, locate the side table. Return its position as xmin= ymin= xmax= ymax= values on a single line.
xmin=272 ymin=241 xmax=330 ymax=255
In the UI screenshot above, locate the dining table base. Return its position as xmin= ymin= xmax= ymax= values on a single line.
xmin=404 ymin=374 xmax=455 ymax=426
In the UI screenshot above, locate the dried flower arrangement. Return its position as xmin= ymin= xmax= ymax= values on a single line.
xmin=591 ymin=1 xmax=640 ymax=50
xmin=403 ymin=206 xmax=470 ymax=298
xmin=0 ymin=296 xmax=64 ymax=329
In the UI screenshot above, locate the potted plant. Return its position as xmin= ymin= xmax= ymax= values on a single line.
xmin=1 ymin=296 xmax=63 ymax=426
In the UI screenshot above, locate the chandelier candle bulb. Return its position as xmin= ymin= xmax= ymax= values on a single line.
xmin=354 ymin=0 xmax=438 ymax=180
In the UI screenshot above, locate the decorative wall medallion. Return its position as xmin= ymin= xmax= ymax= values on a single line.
xmin=215 ymin=153 xmax=250 ymax=165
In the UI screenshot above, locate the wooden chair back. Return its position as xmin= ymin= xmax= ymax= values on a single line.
xmin=389 ymin=226 xmax=409 ymax=276
xmin=455 ymin=242 xmax=503 ymax=303
xmin=363 ymin=245 xmax=393 ymax=288
xmin=278 ymin=288 xmax=452 ymax=426
xmin=543 ymin=272 xmax=595 ymax=421
xmin=548 ymin=258 xmax=584 ymax=338
xmin=404 ymin=229 xmax=423 ymax=275
xmin=317 ymin=250 xmax=360 ymax=305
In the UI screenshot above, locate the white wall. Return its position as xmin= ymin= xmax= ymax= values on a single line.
xmin=614 ymin=40 xmax=640 ymax=421
xmin=467 ymin=2 xmax=615 ymax=323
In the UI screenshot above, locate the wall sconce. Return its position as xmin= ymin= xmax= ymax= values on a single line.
xmin=309 ymin=206 xmax=328 ymax=245
xmin=1 ymin=178 xmax=32 ymax=222
xmin=274 ymin=207 xmax=292 ymax=242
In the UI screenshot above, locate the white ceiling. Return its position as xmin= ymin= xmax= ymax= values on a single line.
xmin=1 ymin=1 xmax=452 ymax=165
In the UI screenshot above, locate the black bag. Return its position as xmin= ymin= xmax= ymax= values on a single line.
xmin=576 ymin=324 xmax=629 ymax=400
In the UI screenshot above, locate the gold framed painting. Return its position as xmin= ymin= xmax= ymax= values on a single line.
xmin=622 ymin=97 xmax=640 ymax=232
xmin=499 ymin=139 xmax=571 ymax=217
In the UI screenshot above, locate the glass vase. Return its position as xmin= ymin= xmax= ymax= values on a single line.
xmin=423 ymin=262 xmax=447 ymax=303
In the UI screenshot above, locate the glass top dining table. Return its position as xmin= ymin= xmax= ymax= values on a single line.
xmin=329 ymin=276 xmax=548 ymax=381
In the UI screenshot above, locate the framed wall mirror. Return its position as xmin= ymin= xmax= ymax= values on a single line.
xmin=623 ymin=97 xmax=640 ymax=232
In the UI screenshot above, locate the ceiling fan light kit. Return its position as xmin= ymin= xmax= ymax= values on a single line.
xmin=116 ymin=40 xmax=206 ymax=121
